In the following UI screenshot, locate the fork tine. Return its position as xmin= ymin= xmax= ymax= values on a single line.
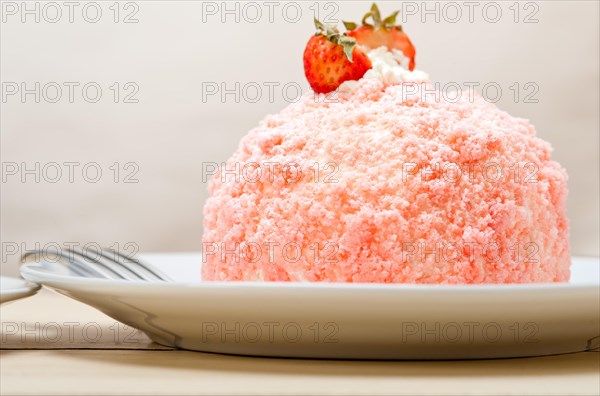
xmin=21 ymin=250 xmax=107 ymax=278
xmin=93 ymin=249 xmax=148 ymax=280
xmin=65 ymin=248 xmax=131 ymax=280
xmin=21 ymin=247 xmax=170 ymax=282
xmin=104 ymin=248 xmax=171 ymax=281
xmin=99 ymin=248 xmax=152 ymax=280
xmin=100 ymin=250 xmax=158 ymax=280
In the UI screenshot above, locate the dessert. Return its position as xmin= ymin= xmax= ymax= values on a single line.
xmin=202 ymin=4 xmax=570 ymax=284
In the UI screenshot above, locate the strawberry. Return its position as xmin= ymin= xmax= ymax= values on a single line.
xmin=303 ymin=19 xmax=372 ymax=94
xmin=344 ymin=3 xmax=416 ymax=71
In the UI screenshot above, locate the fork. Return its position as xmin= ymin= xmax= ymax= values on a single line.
xmin=21 ymin=247 xmax=171 ymax=282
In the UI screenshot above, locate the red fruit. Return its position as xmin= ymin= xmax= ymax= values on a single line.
xmin=344 ymin=3 xmax=416 ymax=71
xmin=303 ymin=19 xmax=372 ymax=94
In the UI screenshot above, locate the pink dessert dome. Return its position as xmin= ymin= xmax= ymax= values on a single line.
xmin=201 ymin=77 xmax=570 ymax=284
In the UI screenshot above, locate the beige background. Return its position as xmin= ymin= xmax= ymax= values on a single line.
xmin=1 ymin=1 xmax=598 ymax=276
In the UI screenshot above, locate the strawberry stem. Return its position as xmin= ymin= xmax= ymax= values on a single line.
xmin=345 ymin=3 xmax=404 ymax=32
xmin=313 ymin=17 xmax=357 ymax=62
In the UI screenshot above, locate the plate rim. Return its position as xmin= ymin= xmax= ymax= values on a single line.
xmin=0 ymin=276 xmax=41 ymax=302
xmin=19 ymin=256 xmax=600 ymax=293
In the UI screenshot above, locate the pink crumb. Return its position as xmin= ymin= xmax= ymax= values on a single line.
xmin=201 ymin=79 xmax=570 ymax=284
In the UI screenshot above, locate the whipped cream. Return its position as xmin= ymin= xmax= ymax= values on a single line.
xmin=339 ymin=46 xmax=429 ymax=92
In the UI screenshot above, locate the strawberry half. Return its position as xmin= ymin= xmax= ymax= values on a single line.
xmin=303 ymin=19 xmax=372 ymax=94
xmin=344 ymin=3 xmax=416 ymax=71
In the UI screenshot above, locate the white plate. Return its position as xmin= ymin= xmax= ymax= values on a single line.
xmin=0 ymin=276 xmax=41 ymax=304
xmin=20 ymin=254 xmax=600 ymax=359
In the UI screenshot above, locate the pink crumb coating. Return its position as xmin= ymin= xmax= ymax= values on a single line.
xmin=202 ymin=79 xmax=570 ymax=284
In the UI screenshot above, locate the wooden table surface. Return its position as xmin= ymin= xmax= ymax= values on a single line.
xmin=1 ymin=289 xmax=599 ymax=396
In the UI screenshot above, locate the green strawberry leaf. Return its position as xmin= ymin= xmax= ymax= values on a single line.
xmin=338 ymin=35 xmax=357 ymax=62
xmin=369 ymin=3 xmax=382 ymax=27
xmin=314 ymin=17 xmax=328 ymax=34
xmin=382 ymin=10 xmax=400 ymax=27
xmin=313 ymin=17 xmax=357 ymax=62
xmin=353 ymin=3 xmax=403 ymax=30
xmin=343 ymin=21 xmax=358 ymax=30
